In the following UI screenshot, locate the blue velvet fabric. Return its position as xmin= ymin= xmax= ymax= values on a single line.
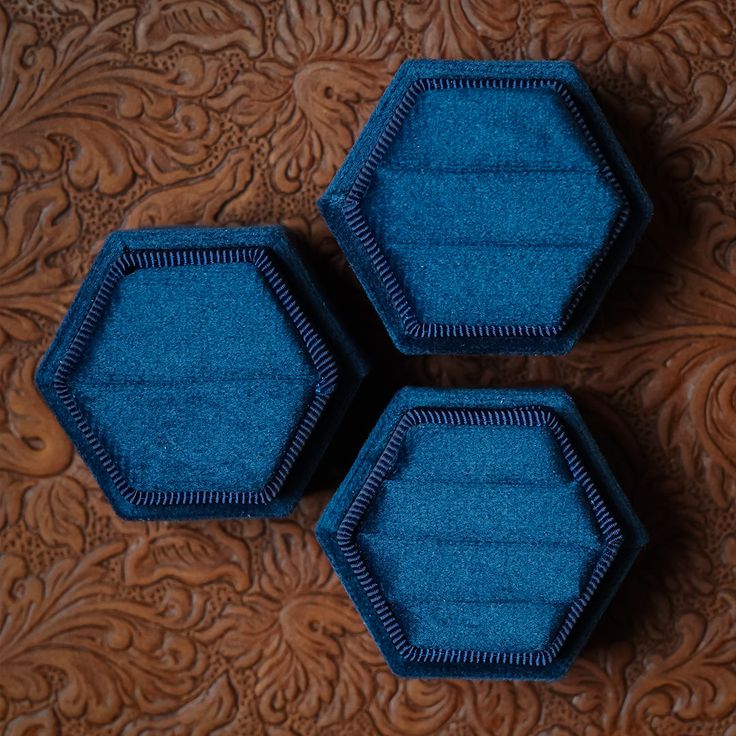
xmin=36 ymin=227 xmax=366 ymax=520
xmin=319 ymin=60 xmax=653 ymax=355
xmin=317 ymin=388 xmax=647 ymax=679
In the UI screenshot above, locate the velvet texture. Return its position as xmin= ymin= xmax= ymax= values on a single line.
xmin=319 ymin=60 xmax=652 ymax=355
xmin=317 ymin=388 xmax=647 ymax=679
xmin=36 ymin=227 xmax=366 ymax=520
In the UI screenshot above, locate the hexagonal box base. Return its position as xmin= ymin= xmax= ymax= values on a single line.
xmin=36 ymin=226 xmax=366 ymax=520
xmin=317 ymin=387 xmax=646 ymax=679
xmin=320 ymin=60 xmax=652 ymax=354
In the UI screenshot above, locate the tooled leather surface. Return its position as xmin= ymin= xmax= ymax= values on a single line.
xmin=1 ymin=1 xmax=736 ymax=734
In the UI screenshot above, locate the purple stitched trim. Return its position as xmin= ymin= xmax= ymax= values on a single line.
xmin=52 ymin=246 xmax=339 ymax=508
xmin=342 ymin=77 xmax=631 ymax=340
xmin=336 ymin=406 xmax=623 ymax=667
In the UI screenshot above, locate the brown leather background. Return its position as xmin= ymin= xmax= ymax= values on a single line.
xmin=2 ymin=1 xmax=736 ymax=734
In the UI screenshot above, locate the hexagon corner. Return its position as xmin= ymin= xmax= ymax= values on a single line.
xmin=317 ymin=387 xmax=647 ymax=680
xmin=320 ymin=60 xmax=652 ymax=355
xmin=36 ymin=226 xmax=367 ymax=520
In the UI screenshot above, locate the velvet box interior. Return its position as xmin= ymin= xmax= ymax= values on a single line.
xmin=317 ymin=387 xmax=646 ymax=679
xmin=36 ymin=226 xmax=366 ymax=520
xmin=320 ymin=60 xmax=652 ymax=355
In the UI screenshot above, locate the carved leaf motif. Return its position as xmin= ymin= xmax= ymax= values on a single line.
xmin=370 ymin=677 xmax=540 ymax=736
xmin=18 ymin=476 xmax=88 ymax=554
xmin=202 ymin=522 xmax=384 ymax=727
xmin=572 ymin=200 xmax=736 ymax=507
xmin=211 ymin=0 xmax=402 ymax=193
xmin=121 ymin=674 xmax=237 ymax=735
xmin=123 ymin=521 xmax=252 ymax=591
xmin=631 ymin=595 xmax=736 ymax=724
xmin=661 ymin=73 xmax=736 ymax=183
xmin=552 ymin=642 xmax=638 ymax=733
xmin=47 ymin=0 xmax=96 ymax=22
xmin=0 ymin=355 xmax=73 ymax=477
xmin=529 ymin=0 xmax=734 ymax=100
xmin=369 ymin=677 xmax=460 ymax=735
xmin=465 ymin=681 xmax=541 ymax=735
xmin=0 ymin=546 xmax=207 ymax=725
xmin=2 ymin=707 xmax=59 ymax=736
xmin=556 ymin=598 xmax=736 ymax=734
xmin=0 ymin=8 xmax=221 ymax=194
xmin=135 ymin=0 xmax=265 ymax=56
xmin=124 ymin=148 xmax=255 ymax=228
xmin=404 ymin=0 xmax=519 ymax=57
xmin=0 ymin=181 xmax=80 ymax=347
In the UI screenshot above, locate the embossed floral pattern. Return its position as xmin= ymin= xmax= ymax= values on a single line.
xmin=571 ymin=199 xmax=736 ymax=508
xmin=404 ymin=0 xmax=520 ymax=57
xmin=134 ymin=0 xmax=266 ymax=56
xmin=211 ymin=0 xmax=402 ymax=193
xmin=660 ymin=73 xmax=736 ymax=183
xmin=0 ymin=546 xmax=207 ymax=725
xmin=0 ymin=8 xmax=221 ymax=194
xmin=0 ymin=354 xmax=73 ymax=478
xmin=370 ymin=678 xmax=541 ymax=735
xmin=553 ymin=594 xmax=736 ymax=735
xmin=122 ymin=520 xmax=258 ymax=592
xmin=202 ymin=523 xmax=384 ymax=728
xmin=2 ymin=0 xmax=736 ymax=733
xmin=529 ymin=0 xmax=734 ymax=100
xmin=0 ymin=182 xmax=80 ymax=347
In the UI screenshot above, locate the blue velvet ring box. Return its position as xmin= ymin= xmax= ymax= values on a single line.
xmin=317 ymin=387 xmax=646 ymax=679
xmin=320 ymin=60 xmax=652 ymax=355
xmin=36 ymin=226 xmax=366 ymax=520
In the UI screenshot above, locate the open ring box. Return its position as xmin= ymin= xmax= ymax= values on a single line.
xmin=320 ymin=60 xmax=652 ymax=355
xmin=36 ymin=226 xmax=366 ymax=520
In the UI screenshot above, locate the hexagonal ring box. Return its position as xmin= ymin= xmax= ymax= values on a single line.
xmin=36 ymin=227 xmax=365 ymax=520
xmin=320 ymin=60 xmax=652 ymax=354
xmin=318 ymin=388 xmax=646 ymax=679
